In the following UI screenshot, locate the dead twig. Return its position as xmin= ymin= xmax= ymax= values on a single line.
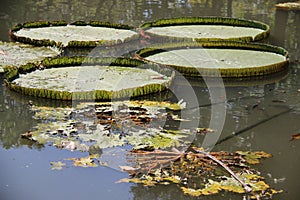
xmin=191 ymin=147 xmax=252 ymax=193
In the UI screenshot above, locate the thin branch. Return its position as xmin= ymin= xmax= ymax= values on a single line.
xmin=191 ymin=147 xmax=252 ymax=193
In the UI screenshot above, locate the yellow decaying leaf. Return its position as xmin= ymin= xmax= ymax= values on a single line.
xmin=67 ymin=155 xmax=98 ymax=167
xmin=201 ymin=182 xmax=222 ymax=195
xmin=180 ymin=187 xmax=202 ymax=197
xmin=162 ymin=175 xmax=181 ymax=184
xmin=236 ymin=151 xmax=272 ymax=164
xmin=50 ymin=161 xmax=65 ymax=170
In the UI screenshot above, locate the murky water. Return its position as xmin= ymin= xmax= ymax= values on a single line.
xmin=1 ymin=0 xmax=300 ymax=200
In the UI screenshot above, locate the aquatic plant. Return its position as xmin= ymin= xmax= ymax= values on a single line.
xmin=10 ymin=20 xmax=138 ymax=48
xmin=19 ymin=100 xmax=282 ymax=199
xmin=118 ymin=147 xmax=281 ymax=199
xmin=0 ymin=41 xmax=60 ymax=73
xmin=135 ymin=41 xmax=288 ymax=78
xmin=140 ymin=17 xmax=270 ymax=42
xmin=5 ymin=57 xmax=175 ymax=100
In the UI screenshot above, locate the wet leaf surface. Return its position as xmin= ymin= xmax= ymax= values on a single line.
xmin=144 ymin=48 xmax=287 ymax=70
xmin=13 ymin=25 xmax=138 ymax=47
xmin=12 ymin=66 xmax=171 ymax=92
xmin=145 ymin=25 xmax=265 ymax=40
xmin=0 ymin=41 xmax=60 ymax=71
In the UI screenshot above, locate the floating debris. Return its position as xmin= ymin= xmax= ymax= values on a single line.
xmin=118 ymin=147 xmax=281 ymax=199
xmin=290 ymin=133 xmax=300 ymax=141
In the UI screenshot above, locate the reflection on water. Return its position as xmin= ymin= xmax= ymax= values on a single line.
xmin=1 ymin=0 xmax=300 ymax=200
xmin=0 ymin=76 xmax=36 ymax=149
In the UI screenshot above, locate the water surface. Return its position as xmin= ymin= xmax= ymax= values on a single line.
xmin=1 ymin=1 xmax=300 ymax=200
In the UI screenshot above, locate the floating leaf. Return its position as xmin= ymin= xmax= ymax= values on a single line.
xmin=180 ymin=187 xmax=202 ymax=197
xmin=7 ymin=57 xmax=174 ymax=100
xmin=196 ymin=128 xmax=215 ymax=134
xmin=0 ymin=41 xmax=59 ymax=72
xmin=67 ymin=155 xmax=99 ymax=168
xmin=140 ymin=17 xmax=270 ymax=42
xmin=162 ymin=175 xmax=181 ymax=184
xmin=50 ymin=161 xmax=65 ymax=170
xmin=118 ymin=149 xmax=280 ymax=198
xmin=136 ymin=42 xmax=288 ymax=77
xmin=20 ymin=131 xmax=33 ymax=139
xmin=119 ymin=165 xmax=140 ymax=174
xmin=290 ymin=133 xmax=300 ymax=141
xmin=11 ymin=21 xmax=138 ymax=47
xmin=201 ymin=180 xmax=222 ymax=195
xmin=25 ymin=101 xmax=189 ymax=151
xmin=236 ymin=151 xmax=272 ymax=164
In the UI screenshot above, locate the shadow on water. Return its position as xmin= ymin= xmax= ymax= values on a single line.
xmin=1 ymin=0 xmax=300 ymax=200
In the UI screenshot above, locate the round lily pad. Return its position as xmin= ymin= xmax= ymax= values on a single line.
xmin=135 ymin=42 xmax=289 ymax=78
xmin=140 ymin=17 xmax=270 ymax=42
xmin=10 ymin=21 xmax=139 ymax=48
xmin=5 ymin=57 xmax=175 ymax=100
xmin=0 ymin=41 xmax=60 ymax=73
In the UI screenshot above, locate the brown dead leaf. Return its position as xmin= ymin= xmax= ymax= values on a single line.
xmin=196 ymin=128 xmax=215 ymax=134
xmin=21 ymin=131 xmax=33 ymax=139
xmin=290 ymin=133 xmax=300 ymax=141
xmin=119 ymin=165 xmax=141 ymax=174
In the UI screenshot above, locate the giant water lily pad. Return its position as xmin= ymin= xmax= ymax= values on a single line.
xmin=10 ymin=21 xmax=139 ymax=47
xmin=135 ymin=42 xmax=288 ymax=77
xmin=5 ymin=57 xmax=175 ymax=100
xmin=0 ymin=41 xmax=59 ymax=73
xmin=140 ymin=17 xmax=270 ymax=42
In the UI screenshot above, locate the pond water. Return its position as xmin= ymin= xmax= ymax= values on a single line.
xmin=1 ymin=0 xmax=300 ymax=200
